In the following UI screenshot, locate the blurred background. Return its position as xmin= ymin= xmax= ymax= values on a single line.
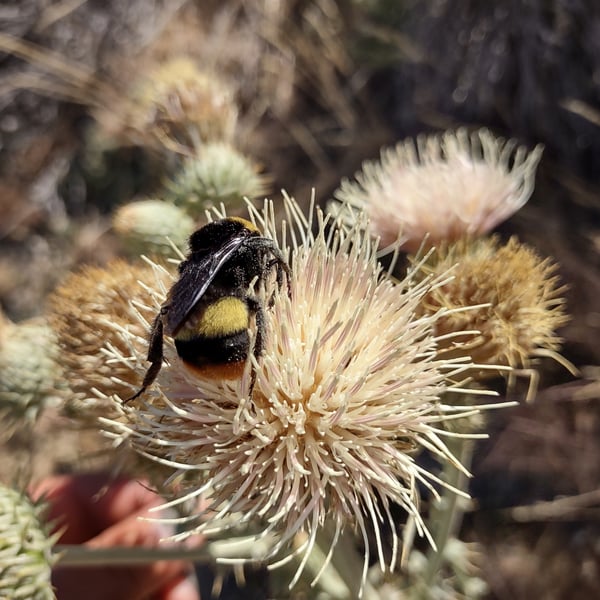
xmin=1 ymin=1 xmax=599 ymax=598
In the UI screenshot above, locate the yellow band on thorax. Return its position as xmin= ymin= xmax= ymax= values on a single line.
xmin=228 ymin=216 xmax=260 ymax=233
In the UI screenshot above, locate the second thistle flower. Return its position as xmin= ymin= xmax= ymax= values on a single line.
xmin=331 ymin=128 xmax=543 ymax=252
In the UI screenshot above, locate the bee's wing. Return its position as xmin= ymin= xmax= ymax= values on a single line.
xmin=165 ymin=235 xmax=247 ymax=335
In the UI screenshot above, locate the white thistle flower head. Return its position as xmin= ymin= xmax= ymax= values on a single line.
xmin=105 ymin=194 xmax=500 ymax=595
xmin=331 ymin=128 xmax=543 ymax=252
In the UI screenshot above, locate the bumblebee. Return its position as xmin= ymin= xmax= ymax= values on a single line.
xmin=128 ymin=217 xmax=290 ymax=401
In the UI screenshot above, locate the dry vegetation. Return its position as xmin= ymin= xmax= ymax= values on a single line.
xmin=1 ymin=1 xmax=599 ymax=598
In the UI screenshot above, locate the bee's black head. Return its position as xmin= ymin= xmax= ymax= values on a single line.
xmin=188 ymin=217 xmax=259 ymax=254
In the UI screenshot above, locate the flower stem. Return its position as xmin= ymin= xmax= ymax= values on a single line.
xmin=53 ymin=544 xmax=214 ymax=567
xmin=419 ymin=437 xmax=474 ymax=591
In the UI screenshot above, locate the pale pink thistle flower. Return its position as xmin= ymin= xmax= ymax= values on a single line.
xmin=103 ymin=194 xmax=501 ymax=595
xmin=332 ymin=128 xmax=543 ymax=252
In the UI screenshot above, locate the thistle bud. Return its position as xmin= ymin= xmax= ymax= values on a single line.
xmin=0 ymin=484 xmax=57 ymax=600
xmin=0 ymin=313 xmax=59 ymax=434
xmin=113 ymin=199 xmax=195 ymax=258
xmin=166 ymin=143 xmax=269 ymax=217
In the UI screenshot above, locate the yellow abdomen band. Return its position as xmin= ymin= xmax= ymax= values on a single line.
xmin=193 ymin=296 xmax=248 ymax=338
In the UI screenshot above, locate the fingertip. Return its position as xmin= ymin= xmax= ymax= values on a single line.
xmin=162 ymin=574 xmax=201 ymax=600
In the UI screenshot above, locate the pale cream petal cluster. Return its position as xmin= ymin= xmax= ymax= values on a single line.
xmin=104 ymin=196 xmax=497 ymax=593
xmin=332 ymin=128 xmax=543 ymax=251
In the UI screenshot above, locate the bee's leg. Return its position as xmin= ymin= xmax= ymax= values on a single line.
xmin=246 ymin=297 xmax=265 ymax=396
xmin=266 ymin=253 xmax=291 ymax=306
xmin=126 ymin=313 xmax=164 ymax=402
xmin=252 ymin=302 xmax=265 ymax=357
xmin=276 ymin=258 xmax=291 ymax=293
